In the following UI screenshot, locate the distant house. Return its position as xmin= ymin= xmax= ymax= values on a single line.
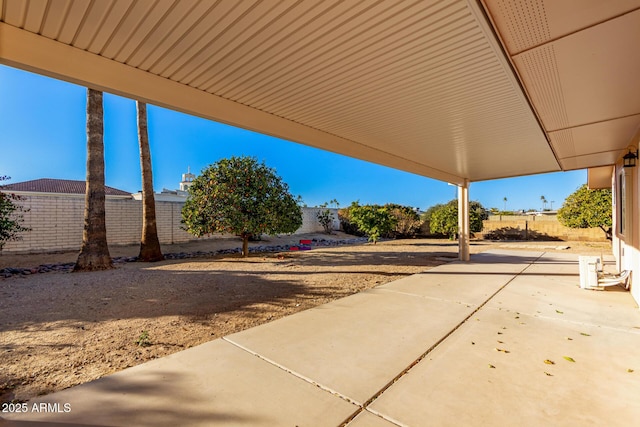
xmin=1 ymin=178 xmax=132 ymax=198
xmin=0 ymin=178 xmax=189 ymax=253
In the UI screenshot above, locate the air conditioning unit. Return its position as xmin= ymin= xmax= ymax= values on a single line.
xmin=579 ymin=256 xmax=630 ymax=290
xmin=579 ymin=256 xmax=601 ymax=289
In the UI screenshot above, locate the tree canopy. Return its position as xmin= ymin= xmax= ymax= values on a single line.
xmin=181 ymin=156 xmax=302 ymax=256
xmin=557 ymin=184 xmax=612 ymax=239
xmin=0 ymin=176 xmax=30 ymax=251
xmin=340 ymin=202 xmax=421 ymax=241
xmin=429 ymin=199 xmax=488 ymax=239
xmin=346 ymin=202 xmax=396 ymax=243
xmin=385 ymin=203 xmax=421 ymax=238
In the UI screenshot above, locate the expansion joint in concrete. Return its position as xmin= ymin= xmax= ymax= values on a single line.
xmin=222 ymin=337 xmax=360 ymax=407
xmin=339 ymin=253 xmax=544 ymax=426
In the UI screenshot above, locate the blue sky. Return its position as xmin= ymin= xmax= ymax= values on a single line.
xmin=0 ymin=65 xmax=586 ymax=211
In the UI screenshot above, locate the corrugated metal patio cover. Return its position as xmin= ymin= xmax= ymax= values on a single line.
xmin=1 ymin=0 xmax=639 ymax=183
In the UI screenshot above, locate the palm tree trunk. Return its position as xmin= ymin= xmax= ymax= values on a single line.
xmin=74 ymin=88 xmax=112 ymax=271
xmin=137 ymin=101 xmax=163 ymax=262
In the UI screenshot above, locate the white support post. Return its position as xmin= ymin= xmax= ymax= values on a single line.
xmin=458 ymin=180 xmax=470 ymax=261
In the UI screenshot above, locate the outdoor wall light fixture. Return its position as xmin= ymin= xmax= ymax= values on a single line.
xmin=623 ymin=148 xmax=638 ymax=168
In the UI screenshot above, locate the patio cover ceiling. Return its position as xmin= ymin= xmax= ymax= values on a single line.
xmin=1 ymin=0 xmax=639 ymax=185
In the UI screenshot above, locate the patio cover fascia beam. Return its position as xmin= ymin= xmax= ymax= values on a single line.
xmin=0 ymin=23 xmax=465 ymax=186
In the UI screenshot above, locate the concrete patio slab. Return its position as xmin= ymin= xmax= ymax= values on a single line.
xmin=487 ymin=253 xmax=640 ymax=331
xmin=372 ymin=251 xmax=542 ymax=310
xmin=4 ymin=249 xmax=639 ymax=426
xmin=2 ymin=339 xmax=356 ymax=427
xmin=380 ymin=269 xmax=515 ymax=307
xmin=345 ymin=410 xmax=399 ymax=427
xmin=368 ymin=280 xmax=640 ymax=426
xmin=226 ymin=288 xmax=476 ymax=404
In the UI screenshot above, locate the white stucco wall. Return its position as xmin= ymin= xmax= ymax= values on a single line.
xmin=611 ymin=134 xmax=639 ymax=306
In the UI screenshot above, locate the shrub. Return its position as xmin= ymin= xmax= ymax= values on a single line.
xmin=0 ymin=176 xmax=30 ymax=251
xmin=428 ymin=199 xmax=488 ymax=239
xmin=346 ymin=202 xmax=395 ymax=243
xmin=385 ymin=204 xmax=421 ymax=238
xmin=338 ymin=205 xmax=365 ymax=237
xmin=316 ymin=199 xmax=339 ymax=234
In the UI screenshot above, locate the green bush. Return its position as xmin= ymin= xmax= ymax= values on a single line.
xmin=347 ymin=202 xmax=395 ymax=243
xmin=341 ymin=202 xmax=422 ymax=240
xmin=316 ymin=199 xmax=339 ymax=234
xmin=338 ymin=206 xmax=365 ymax=237
xmin=428 ymin=199 xmax=488 ymax=239
xmin=0 ymin=176 xmax=30 ymax=251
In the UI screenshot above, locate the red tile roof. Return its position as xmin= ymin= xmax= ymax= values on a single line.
xmin=0 ymin=179 xmax=131 ymax=196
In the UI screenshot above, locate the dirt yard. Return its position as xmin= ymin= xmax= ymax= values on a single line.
xmin=0 ymin=234 xmax=611 ymax=403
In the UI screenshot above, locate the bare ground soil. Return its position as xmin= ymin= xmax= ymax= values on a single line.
xmin=0 ymin=234 xmax=611 ymax=403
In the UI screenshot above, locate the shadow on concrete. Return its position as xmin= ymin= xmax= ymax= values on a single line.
xmin=1 ymin=370 xmax=258 ymax=426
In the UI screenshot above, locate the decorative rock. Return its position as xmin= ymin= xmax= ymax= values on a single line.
xmin=0 ymin=237 xmax=370 ymax=278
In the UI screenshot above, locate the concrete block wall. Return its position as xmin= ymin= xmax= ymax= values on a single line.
xmin=3 ymin=195 xmax=85 ymax=253
xmin=105 ymin=198 xmax=142 ymax=245
xmin=2 ymin=195 xmax=337 ymax=253
xmin=480 ymin=216 xmax=606 ymax=241
xmin=297 ymin=207 xmax=340 ymax=234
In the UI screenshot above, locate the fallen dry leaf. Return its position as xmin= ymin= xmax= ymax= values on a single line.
xmin=563 ymin=356 xmax=576 ymax=363
xmin=544 ymin=359 xmax=555 ymax=365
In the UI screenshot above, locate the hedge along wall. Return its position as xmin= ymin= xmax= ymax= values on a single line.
xmin=479 ymin=215 xmax=607 ymax=242
xmin=2 ymin=194 xmax=340 ymax=253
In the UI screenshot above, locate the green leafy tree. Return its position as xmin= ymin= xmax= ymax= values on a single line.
xmin=470 ymin=201 xmax=490 ymax=231
xmin=430 ymin=201 xmax=458 ymax=239
xmin=337 ymin=205 xmax=365 ymax=237
xmin=0 ymin=176 xmax=30 ymax=251
xmin=421 ymin=203 xmax=445 ymax=224
xmin=557 ymin=184 xmax=612 ymax=240
xmin=429 ymin=199 xmax=489 ymax=239
xmin=181 ymin=156 xmax=302 ymax=257
xmin=420 ymin=203 xmax=445 ymax=237
xmin=347 ymin=202 xmax=395 ymax=243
